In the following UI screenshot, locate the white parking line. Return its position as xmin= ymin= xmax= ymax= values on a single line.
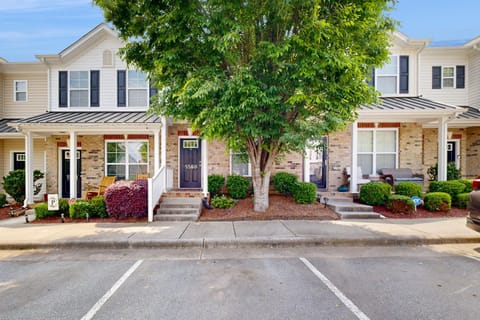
xmin=299 ymin=257 xmax=370 ymax=320
xmin=81 ymin=259 xmax=143 ymax=320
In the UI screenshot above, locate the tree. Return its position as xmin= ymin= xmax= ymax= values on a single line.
xmin=95 ymin=0 xmax=396 ymax=212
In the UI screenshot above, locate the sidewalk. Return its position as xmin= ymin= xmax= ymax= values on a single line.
xmin=0 ymin=216 xmax=479 ymax=250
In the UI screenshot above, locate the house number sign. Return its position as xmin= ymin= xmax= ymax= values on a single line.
xmin=185 ymin=164 xmax=198 ymax=170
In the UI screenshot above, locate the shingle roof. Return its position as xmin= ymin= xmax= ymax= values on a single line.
xmin=360 ymin=96 xmax=460 ymax=111
xmin=13 ymin=111 xmax=163 ymax=124
xmin=0 ymin=119 xmax=20 ymax=133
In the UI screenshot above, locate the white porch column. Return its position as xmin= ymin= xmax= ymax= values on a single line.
xmin=438 ymin=117 xmax=448 ymax=181
xmin=350 ymin=121 xmax=358 ymax=192
xmin=304 ymin=149 xmax=311 ymax=182
xmin=202 ymin=138 xmax=208 ymax=198
xmin=161 ymin=117 xmax=167 ymax=192
xmin=153 ymin=128 xmax=161 ymax=173
xmin=69 ymin=131 xmax=77 ymax=199
xmin=24 ymin=131 xmax=34 ymax=207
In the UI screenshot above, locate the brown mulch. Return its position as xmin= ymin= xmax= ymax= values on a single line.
xmin=0 ymin=204 xmax=26 ymax=220
xmin=373 ymin=205 xmax=468 ymax=219
xmin=200 ymin=194 xmax=339 ymax=221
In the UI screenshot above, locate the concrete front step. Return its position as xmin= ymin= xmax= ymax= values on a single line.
xmin=337 ymin=211 xmax=385 ymax=219
xmin=323 ymin=196 xmax=383 ymax=219
xmin=154 ymin=197 xmax=202 ymax=222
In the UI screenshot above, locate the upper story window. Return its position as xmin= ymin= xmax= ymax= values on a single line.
xmin=432 ymin=65 xmax=465 ymax=89
xmin=14 ymin=80 xmax=27 ymax=102
xmin=117 ymin=70 xmax=153 ymax=107
xmin=369 ymin=55 xmax=409 ymax=95
xmin=59 ymin=70 xmax=100 ymax=108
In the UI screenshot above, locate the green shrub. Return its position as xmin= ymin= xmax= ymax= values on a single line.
xmin=387 ymin=195 xmax=415 ymax=214
xmin=211 ymin=195 xmax=235 ymax=209
xmin=395 ymin=182 xmax=422 ymax=198
xmin=292 ymin=182 xmax=317 ymax=204
xmin=90 ymin=196 xmax=107 ymax=218
xmin=58 ymin=198 xmax=70 ymax=216
xmin=69 ymin=201 xmax=91 ymax=219
xmin=273 ymin=172 xmax=298 ymax=195
xmin=428 ymin=180 xmax=465 ymax=199
xmin=226 ymin=175 xmax=250 ymax=199
xmin=2 ymin=169 xmax=44 ymax=203
xmin=34 ymin=202 xmax=58 ymax=219
xmin=208 ymin=174 xmax=225 ymax=197
xmin=0 ymin=193 xmax=6 ymax=207
xmin=455 ymin=192 xmax=470 ymax=209
xmin=359 ymin=182 xmax=392 ymax=206
xmin=427 ymin=162 xmax=460 ymax=181
xmin=457 ymin=179 xmax=473 ymax=193
xmin=424 ymin=192 xmax=451 ymax=212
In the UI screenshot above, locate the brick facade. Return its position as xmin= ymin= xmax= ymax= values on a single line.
xmin=327 ymin=125 xmax=352 ymax=191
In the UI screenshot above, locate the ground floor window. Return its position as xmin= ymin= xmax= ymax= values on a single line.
xmin=357 ymin=128 xmax=398 ymax=176
xmin=106 ymin=140 xmax=149 ymax=180
xmin=230 ymin=151 xmax=251 ymax=176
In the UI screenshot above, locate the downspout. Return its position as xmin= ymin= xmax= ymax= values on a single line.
xmin=416 ymin=44 xmax=426 ymax=97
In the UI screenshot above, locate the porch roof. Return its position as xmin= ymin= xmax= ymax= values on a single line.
xmin=358 ymin=96 xmax=466 ymax=123
xmin=8 ymin=111 xmax=164 ymax=134
xmin=0 ymin=118 xmax=21 ymax=136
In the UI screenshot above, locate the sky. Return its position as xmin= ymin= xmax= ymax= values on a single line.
xmin=1 ymin=0 xmax=480 ymax=62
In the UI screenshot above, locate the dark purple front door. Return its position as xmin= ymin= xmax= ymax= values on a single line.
xmin=180 ymin=138 xmax=202 ymax=188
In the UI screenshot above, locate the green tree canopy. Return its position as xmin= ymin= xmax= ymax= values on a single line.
xmin=96 ymin=0 xmax=396 ymax=212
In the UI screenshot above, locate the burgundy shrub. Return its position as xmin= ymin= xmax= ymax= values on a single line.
xmin=104 ymin=180 xmax=148 ymax=219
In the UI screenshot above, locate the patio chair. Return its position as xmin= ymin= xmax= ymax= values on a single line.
xmin=85 ymin=176 xmax=116 ymax=200
xmin=135 ymin=173 xmax=149 ymax=180
xmin=345 ymin=166 xmax=371 ymax=190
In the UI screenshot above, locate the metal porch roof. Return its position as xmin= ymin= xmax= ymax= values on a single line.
xmin=455 ymin=106 xmax=480 ymax=120
xmin=0 ymin=119 xmax=20 ymax=133
xmin=13 ymin=111 xmax=163 ymax=124
xmin=360 ymin=96 xmax=461 ymax=112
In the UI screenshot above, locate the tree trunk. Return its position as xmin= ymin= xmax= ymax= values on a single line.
xmin=252 ymin=172 xmax=271 ymax=212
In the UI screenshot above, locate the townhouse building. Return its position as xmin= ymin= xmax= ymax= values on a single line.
xmin=1 ymin=24 xmax=480 ymax=221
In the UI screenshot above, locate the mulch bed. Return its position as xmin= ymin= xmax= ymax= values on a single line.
xmin=373 ymin=205 xmax=467 ymax=219
xmin=200 ymin=194 xmax=339 ymax=221
xmin=0 ymin=204 xmax=26 ymax=221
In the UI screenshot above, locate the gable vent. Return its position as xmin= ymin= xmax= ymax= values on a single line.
xmin=103 ymin=50 xmax=113 ymax=67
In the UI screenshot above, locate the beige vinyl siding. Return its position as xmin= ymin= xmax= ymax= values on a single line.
xmin=419 ymin=49 xmax=469 ymax=106
xmin=468 ymin=51 xmax=480 ymax=108
xmin=0 ymin=74 xmax=4 ymax=118
xmin=2 ymin=73 xmax=47 ymax=117
xmin=1 ymin=139 xmax=46 ymax=196
xmin=50 ymin=35 xmax=144 ymax=111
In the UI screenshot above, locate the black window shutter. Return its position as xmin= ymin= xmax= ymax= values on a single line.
xmin=59 ymin=71 xmax=68 ymax=107
xmin=432 ymin=66 xmax=441 ymax=89
xmin=367 ymin=67 xmax=375 ymax=87
xmin=149 ymin=82 xmax=158 ymax=105
xmin=117 ymin=70 xmax=126 ymax=107
xmin=456 ymin=65 xmax=465 ymax=89
xmin=399 ymin=56 xmax=409 ymax=93
xmin=90 ymin=70 xmax=100 ymax=107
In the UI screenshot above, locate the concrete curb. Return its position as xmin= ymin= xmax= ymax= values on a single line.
xmin=0 ymin=236 xmax=479 ymax=250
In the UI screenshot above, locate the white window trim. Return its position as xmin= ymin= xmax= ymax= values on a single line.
xmin=357 ymin=128 xmax=399 ymax=176
xmin=14 ymin=80 xmax=28 ymax=102
xmin=105 ymin=139 xmax=150 ymax=180
xmin=375 ymin=55 xmax=399 ymax=95
xmin=441 ymin=66 xmax=455 ymax=89
xmin=68 ymin=70 xmax=90 ymax=108
xmin=126 ymin=70 xmax=149 ymax=108
xmin=230 ymin=150 xmax=252 ymax=177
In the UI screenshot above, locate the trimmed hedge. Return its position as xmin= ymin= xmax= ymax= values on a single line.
xmin=69 ymin=200 xmax=91 ymax=219
xmin=0 ymin=193 xmax=6 ymax=207
xmin=292 ymin=182 xmax=317 ymax=204
xmin=457 ymin=179 xmax=473 ymax=193
xmin=394 ymin=182 xmax=422 ymax=198
xmin=226 ymin=175 xmax=250 ymax=199
xmin=211 ymin=195 xmax=235 ymax=209
xmin=424 ymin=192 xmax=451 ymax=212
xmin=34 ymin=198 xmax=70 ymax=219
xmin=90 ymin=196 xmax=108 ymax=218
xmin=428 ymin=180 xmax=465 ymax=199
xmin=359 ymin=182 xmax=392 ymax=206
xmin=273 ymin=172 xmax=298 ymax=195
xmin=104 ymin=180 xmax=148 ymax=219
xmin=387 ymin=195 xmax=415 ymax=214
xmin=455 ymin=192 xmax=470 ymax=209
xmin=208 ymin=174 xmax=225 ymax=197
